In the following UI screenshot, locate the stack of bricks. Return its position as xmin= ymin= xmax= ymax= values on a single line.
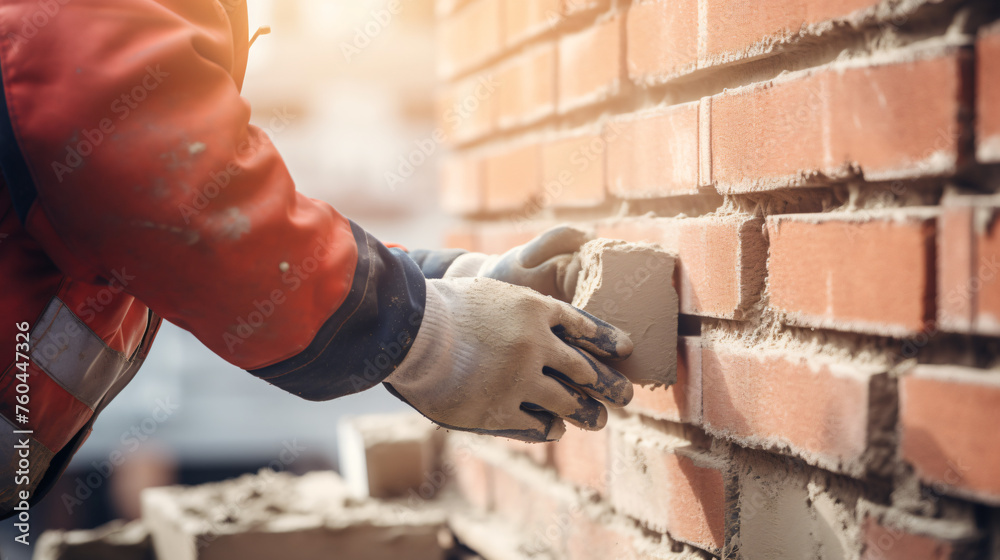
xmin=435 ymin=0 xmax=1000 ymax=558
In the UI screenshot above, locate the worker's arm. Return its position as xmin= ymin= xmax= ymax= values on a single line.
xmin=0 ymin=0 xmax=634 ymax=442
xmin=0 ymin=0 xmax=425 ymax=399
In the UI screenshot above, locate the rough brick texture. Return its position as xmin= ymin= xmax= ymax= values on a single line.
xmin=901 ymin=365 xmax=1000 ymax=505
xmin=712 ymin=53 xmax=971 ymax=192
xmin=435 ymin=0 xmax=997 ymax=557
xmin=937 ymin=195 xmax=1000 ymax=335
xmin=606 ymin=103 xmax=700 ymax=198
xmin=979 ymin=23 xmax=1000 ymax=162
xmin=767 ymin=210 xmax=937 ymax=336
xmin=558 ymin=16 xmax=622 ymax=111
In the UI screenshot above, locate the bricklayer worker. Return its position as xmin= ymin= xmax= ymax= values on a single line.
xmin=0 ymin=0 xmax=636 ymax=518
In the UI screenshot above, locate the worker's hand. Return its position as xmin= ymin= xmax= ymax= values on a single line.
xmin=444 ymin=225 xmax=593 ymax=303
xmin=384 ymin=277 xmax=633 ymax=442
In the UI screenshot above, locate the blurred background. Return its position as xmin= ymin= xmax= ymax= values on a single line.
xmin=1 ymin=0 xmax=445 ymax=556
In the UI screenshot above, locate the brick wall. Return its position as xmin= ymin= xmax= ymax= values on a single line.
xmin=434 ymin=0 xmax=1000 ymax=559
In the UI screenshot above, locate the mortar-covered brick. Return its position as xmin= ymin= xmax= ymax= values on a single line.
xmin=732 ymin=452 xmax=862 ymax=559
xmin=978 ymin=22 xmax=1000 ymax=162
xmin=505 ymin=0 xmax=560 ymax=47
xmin=484 ymin=143 xmax=541 ymax=212
xmin=551 ymin=425 xmax=609 ymax=495
xmin=901 ymin=365 xmax=1000 ymax=505
xmin=541 ymin=132 xmax=607 ymax=208
xmin=626 ymin=0 xmax=698 ymax=85
xmin=711 ymin=51 xmax=971 ymax=192
xmin=767 ymin=210 xmax=937 ymax=336
xmin=702 ymin=0 xmax=880 ymax=65
xmin=558 ymin=15 xmax=623 ymax=112
xmin=437 ymin=0 xmax=503 ymax=78
xmin=702 ymin=342 xmax=889 ymax=477
xmin=630 ymin=337 xmax=702 ymax=424
xmin=438 ymin=71 xmax=497 ymax=145
xmin=440 ymin=157 xmax=482 ymax=215
xmin=861 ymin=517 xmax=957 ymax=560
xmin=937 ymin=195 xmax=1000 ymax=336
xmin=598 ymin=215 xmax=767 ymax=320
xmin=605 ymin=102 xmax=700 ymax=198
xmin=609 ymin=430 xmax=725 ymax=554
xmin=497 ymin=43 xmax=557 ymax=128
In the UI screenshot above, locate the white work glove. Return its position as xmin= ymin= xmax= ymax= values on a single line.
xmin=384 ymin=277 xmax=633 ymax=442
xmin=444 ymin=225 xmax=592 ymax=303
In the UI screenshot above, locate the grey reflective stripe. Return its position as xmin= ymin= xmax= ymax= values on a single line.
xmin=30 ymin=298 xmax=130 ymax=409
xmin=0 ymin=414 xmax=54 ymax=515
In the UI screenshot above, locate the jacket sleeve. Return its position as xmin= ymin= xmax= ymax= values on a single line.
xmin=407 ymin=249 xmax=468 ymax=279
xmin=0 ymin=0 xmax=425 ymax=400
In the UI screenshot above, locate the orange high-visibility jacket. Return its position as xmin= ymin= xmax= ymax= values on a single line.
xmin=0 ymin=0 xmax=462 ymax=518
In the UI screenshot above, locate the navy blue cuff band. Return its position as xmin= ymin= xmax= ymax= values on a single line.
xmin=249 ymin=222 xmax=426 ymax=401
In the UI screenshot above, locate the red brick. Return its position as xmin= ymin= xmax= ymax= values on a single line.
xmin=438 ymin=71 xmax=498 ymax=144
xmin=551 ymin=426 xmax=608 ymax=495
xmin=711 ymin=53 xmax=971 ymax=192
xmin=483 ymin=144 xmax=541 ymax=212
xmin=504 ymin=0 xmax=560 ymax=46
xmin=767 ymin=210 xmax=937 ymax=336
xmin=901 ymin=365 xmax=1000 ymax=504
xmin=451 ymin=451 xmax=494 ymax=511
xmin=437 ymin=0 xmax=503 ymax=78
xmin=702 ymin=343 xmax=884 ymax=475
xmin=630 ymin=337 xmax=702 ymax=424
xmin=702 ymin=0 xmax=880 ymax=64
xmin=937 ymin=196 xmax=1000 ymax=335
xmin=597 ymin=215 xmax=767 ymax=319
xmin=606 ymin=103 xmax=700 ymax=198
xmin=497 ymin=44 xmax=557 ymax=128
xmin=558 ymin=16 xmax=623 ymax=112
xmin=440 ymin=157 xmax=482 ymax=215
xmin=625 ymin=0 xmax=698 ymax=85
xmin=861 ymin=517 xmax=957 ymax=560
xmin=541 ymin=132 xmax=607 ymax=208
xmin=977 ymin=23 xmax=1000 ymax=162
xmin=609 ymin=435 xmax=725 ymax=554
